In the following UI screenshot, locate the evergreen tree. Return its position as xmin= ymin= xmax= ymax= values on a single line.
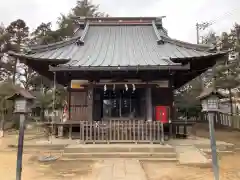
xmin=57 ymin=0 xmax=108 ymax=39
xmin=4 ymin=19 xmax=30 ymax=84
xmin=213 ymin=24 xmax=240 ymax=115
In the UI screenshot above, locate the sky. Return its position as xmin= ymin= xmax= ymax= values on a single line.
xmin=0 ymin=0 xmax=240 ymax=43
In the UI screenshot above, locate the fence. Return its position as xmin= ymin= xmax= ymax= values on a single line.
xmin=55 ymin=120 xmax=165 ymax=144
xmin=201 ymin=112 xmax=240 ymax=129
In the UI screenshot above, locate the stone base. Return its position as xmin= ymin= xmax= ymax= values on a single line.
xmin=0 ymin=130 xmax=4 ymax=138
xmin=58 ymin=126 xmax=64 ymax=137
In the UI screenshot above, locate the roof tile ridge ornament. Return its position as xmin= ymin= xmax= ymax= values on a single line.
xmin=161 ymin=36 xmax=216 ymax=52
xmin=152 ymin=21 xmax=164 ymax=45
xmin=76 ymin=20 xmax=90 ymax=46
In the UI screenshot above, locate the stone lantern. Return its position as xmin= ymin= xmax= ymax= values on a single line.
xmin=8 ymin=93 xmax=35 ymax=114
xmin=197 ymin=87 xmax=225 ymax=180
xmin=7 ymin=88 xmax=35 ymax=180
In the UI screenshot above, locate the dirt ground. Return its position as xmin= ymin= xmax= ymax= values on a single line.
xmin=193 ymin=123 xmax=240 ymax=146
xmin=142 ymin=153 xmax=240 ymax=180
xmin=0 ymin=132 xmax=95 ymax=180
xmin=0 ymin=151 xmax=95 ymax=180
xmin=1 ymin=125 xmax=240 ymax=180
xmin=142 ymin=123 xmax=240 ymax=180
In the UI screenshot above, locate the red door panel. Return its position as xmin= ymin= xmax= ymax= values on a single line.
xmin=155 ymin=106 xmax=168 ymax=123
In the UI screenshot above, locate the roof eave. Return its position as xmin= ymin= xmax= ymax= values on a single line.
xmin=8 ymin=51 xmax=70 ymax=63
xmin=196 ymin=87 xmax=227 ymax=100
xmin=171 ymin=51 xmax=228 ymax=63
xmin=72 ymin=16 xmax=161 ymax=21
xmin=49 ymin=63 xmax=190 ymax=72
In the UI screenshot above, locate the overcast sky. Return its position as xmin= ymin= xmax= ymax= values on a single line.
xmin=0 ymin=0 xmax=240 ymax=43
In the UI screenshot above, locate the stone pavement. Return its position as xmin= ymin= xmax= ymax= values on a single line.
xmin=91 ymin=159 xmax=147 ymax=180
xmin=168 ymin=136 xmax=234 ymax=149
xmin=175 ymin=145 xmax=211 ymax=167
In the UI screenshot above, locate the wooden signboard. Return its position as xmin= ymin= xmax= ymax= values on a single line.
xmin=71 ymin=80 xmax=88 ymax=89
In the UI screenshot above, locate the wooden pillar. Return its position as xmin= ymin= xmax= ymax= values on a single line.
xmin=146 ymin=87 xmax=153 ymax=121
xmin=169 ymin=81 xmax=174 ymax=122
xmin=68 ymin=87 xmax=71 ymax=120
xmin=169 ymin=76 xmax=174 ymax=138
xmin=87 ymin=84 xmax=94 ymax=121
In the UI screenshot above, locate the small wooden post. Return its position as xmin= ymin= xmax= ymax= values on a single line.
xmin=0 ymin=111 xmax=4 ymax=137
xmin=68 ymin=86 xmax=71 ymax=120
xmin=52 ymin=71 xmax=57 ymax=138
xmin=58 ymin=125 xmax=63 ymax=137
xmin=68 ymin=124 xmax=72 ymax=139
xmin=87 ymin=84 xmax=93 ymax=121
xmin=161 ymin=122 xmax=165 ymax=144
xmin=146 ymin=87 xmax=153 ymax=121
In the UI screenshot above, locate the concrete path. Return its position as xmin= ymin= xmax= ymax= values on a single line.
xmin=175 ymin=145 xmax=211 ymax=167
xmin=91 ymin=159 xmax=147 ymax=180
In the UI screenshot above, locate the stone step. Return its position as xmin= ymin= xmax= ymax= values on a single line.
xmin=61 ymin=157 xmax=178 ymax=162
xmin=194 ymin=144 xmax=234 ymax=151
xmin=235 ymin=147 xmax=240 ymax=151
xmin=0 ymin=149 xmax=64 ymax=154
xmin=62 ymin=152 xmax=176 ymax=159
xmin=64 ymin=144 xmax=175 ymax=153
xmin=178 ymin=160 xmax=212 ymax=168
xmin=8 ymin=144 xmax=66 ymax=151
xmin=200 ymin=148 xmax=234 ymax=155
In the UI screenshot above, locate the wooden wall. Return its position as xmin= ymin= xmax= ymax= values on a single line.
xmin=93 ymin=88 xmax=103 ymax=121
xmin=69 ymin=90 xmax=88 ymax=121
xmin=68 ymin=86 xmax=174 ymax=122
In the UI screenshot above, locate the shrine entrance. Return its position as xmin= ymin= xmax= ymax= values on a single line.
xmin=101 ymin=88 xmax=145 ymax=120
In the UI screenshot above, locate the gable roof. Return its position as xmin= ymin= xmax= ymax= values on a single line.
xmin=7 ymin=87 xmax=36 ymax=100
xmin=196 ymin=87 xmax=227 ymax=100
xmin=8 ymin=17 xmax=226 ymax=72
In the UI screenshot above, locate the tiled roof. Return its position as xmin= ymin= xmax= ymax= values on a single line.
xmin=8 ymin=18 xmax=225 ymax=70
xmin=197 ymin=87 xmax=227 ymax=100
xmin=7 ymin=87 xmax=36 ymax=100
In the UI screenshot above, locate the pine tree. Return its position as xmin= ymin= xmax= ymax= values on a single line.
xmin=214 ymin=24 xmax=240 ymax=115
xmin=4 ymin=19 xmax=29 ymax=84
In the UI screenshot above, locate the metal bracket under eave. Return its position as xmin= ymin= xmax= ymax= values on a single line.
xmin=157 ymin=40 xmax=164 ymax=45
xmin=76 ymin=39 xmax=84 ymax=46
xmin=176 ymin=62 xmax=190 ymax=70
xmin=49 ymin=65 xmax=60 ymax=72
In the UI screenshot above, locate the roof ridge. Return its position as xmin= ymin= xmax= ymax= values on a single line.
xmin=72 ymin=16 xmax=160 ymax=21
xmin=30 ymin=35 xmax=79 ymax=53
xmin=76 ymin=20 xmax=90 ymax=45
xmin=152 ymin=21 xmax=164 ymax=45
xmin=161 ymin=36 xmax=215 ymax=51
xmin=29 ymin=21 xmax=90 ymax=53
